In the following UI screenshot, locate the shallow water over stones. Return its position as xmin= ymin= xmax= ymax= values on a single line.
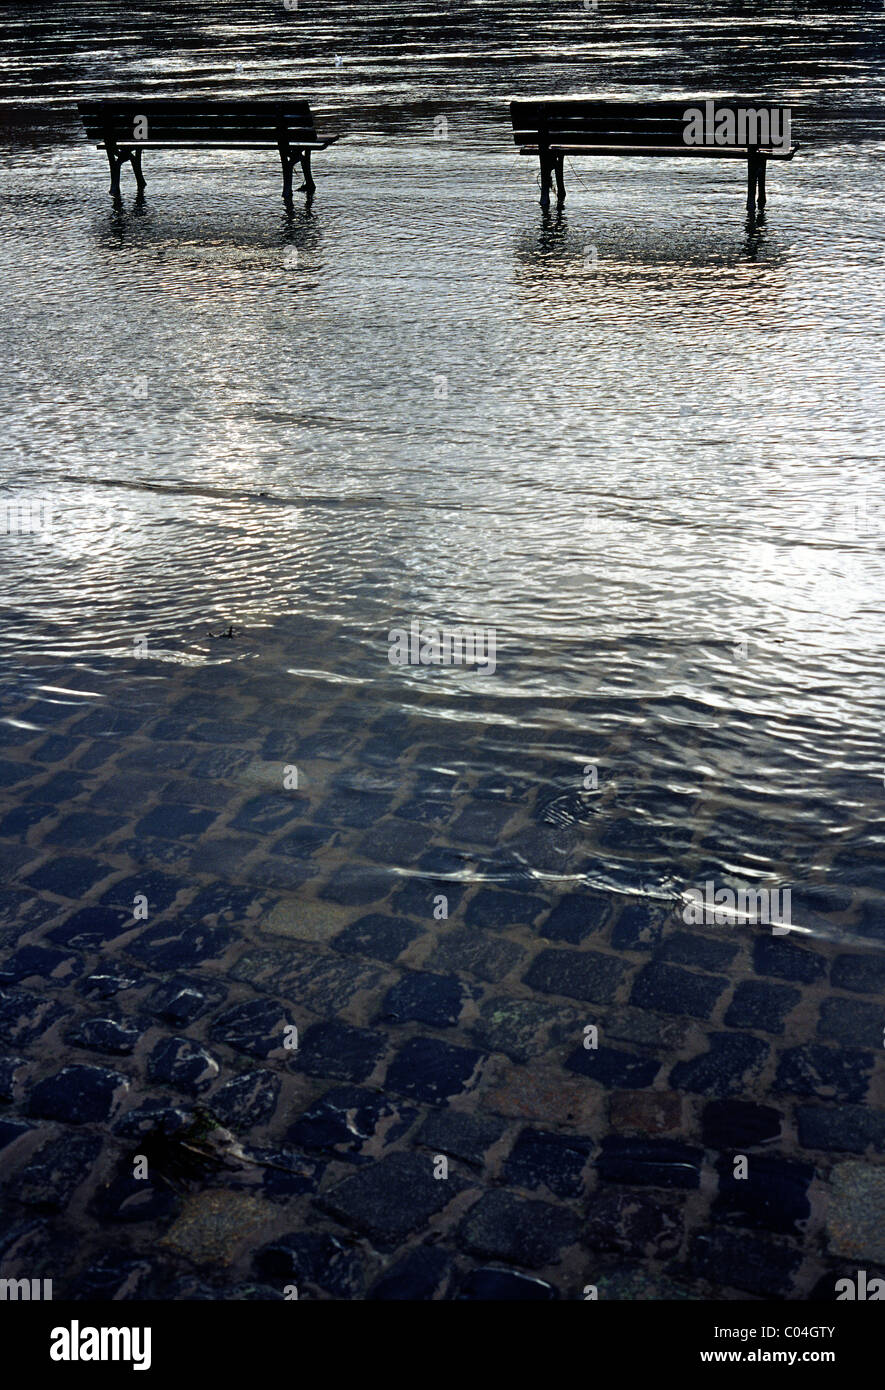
xmin=0 ymin=643 xmax=883 ymax=1298
xmin=1 ymin=0 xmax=885 ymax=1302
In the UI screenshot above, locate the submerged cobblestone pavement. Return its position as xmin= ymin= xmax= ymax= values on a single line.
xmin=1 ymin=635 xmax=884 ymax=1301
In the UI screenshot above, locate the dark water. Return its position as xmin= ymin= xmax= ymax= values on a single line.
xmin=1 ymin=0 xmax=885 ymax=937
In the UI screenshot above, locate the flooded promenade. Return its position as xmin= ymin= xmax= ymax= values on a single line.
xmin=1 ymin=0 xmax=885 ymax=1302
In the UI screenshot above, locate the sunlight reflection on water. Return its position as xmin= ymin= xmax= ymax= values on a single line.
xmin=1 ymin=0 xmax=884 ymax=931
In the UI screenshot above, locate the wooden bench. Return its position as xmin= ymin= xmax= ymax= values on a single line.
xmin=510 ymin=99 xmax=796 ymax=211
xmin=77 ymin=100 xmax=341 ymax=201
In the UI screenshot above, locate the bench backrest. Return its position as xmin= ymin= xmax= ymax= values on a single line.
xmin=510 ymin=99 xmax=787 ymax=149
xmin=78 ymin=100 xmax=319 ymax=145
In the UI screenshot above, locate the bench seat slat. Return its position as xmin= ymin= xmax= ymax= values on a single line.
xmin=79 ymin=111 xmax=314 ymax=120
xmin=81 ymin=113 xmax=316 ymax=122
xmin=80 ymin=115 xmax=316 ymax=129
xmin=513 ymin=127 xmax=780 ymax=139
xmin=84 ymin=130 xmax=320 ymax=142
xmin=510 ymin=100 xmax=777 ymax=116
xmin=84 ymin=126 xmax=319 ymax=135
xmin=512 ymin=117 xmax=698 ymax=126
xmin=82 ymin=115 xmax=318 ymax=124
xmin=511 ymin=111 xmax=700 ymax=121
xmin=78 ymin=101 xmax=312 ymax=112
xmin=514 ymin=130 xmax=702 ymax=144
xmin=81 ymin=121 xmax=319 ymax=131
xmin=94 ymin=140 xmax=333 ymax=150
xmin=511 ymin=101 xmax=691 ymax=117
xmin=518 ymin=143 xmax=795 ymax=159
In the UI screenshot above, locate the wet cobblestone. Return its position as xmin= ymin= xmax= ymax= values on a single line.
xmin=0 ymin=657 xmax=883 ymax=1302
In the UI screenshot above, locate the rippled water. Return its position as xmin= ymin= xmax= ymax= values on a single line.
xmin=2 ymin=0 xmax=885 ymax=935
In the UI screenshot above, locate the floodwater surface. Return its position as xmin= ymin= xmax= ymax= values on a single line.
xmin=1 ymin=1 xmax=885 ymax=936
xmin=3 ymin=0 xmax=885 ymax=1306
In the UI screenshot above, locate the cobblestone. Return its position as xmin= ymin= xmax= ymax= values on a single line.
xmin=28 ymin=1065 xmax=129 ymax=1123
xmin=523 ymin=947 xmax=627 ymax=1004
xmin=458 ymin=1189 xmax=581 ymax=1267
xmin=629 ymin=961 xmax=727 ymax=1019
xmin=320 ymin=1151 xmax=469 ymax=1247
xmin=1 ymin=659 xmax=881 ymax=1302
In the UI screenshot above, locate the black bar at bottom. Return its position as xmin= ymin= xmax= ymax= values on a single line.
xmin=1 ymin=1299 xmax=878 ymax=1377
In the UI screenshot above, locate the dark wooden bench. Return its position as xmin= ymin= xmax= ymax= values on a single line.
xmin=510 ymin=99 xmax=796 ymax=211
xmin=77 ymin=100 xmax=341 ymax=201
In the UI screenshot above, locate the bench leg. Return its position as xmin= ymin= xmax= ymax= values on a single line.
xmin=298 ymin=150 xmax=315 ymax=196
xmin=279 ymin=147 xmax=295 ymax=201
xmin=129 ymin=149 xmax=146 ymax=190
xmin=554 ymin=155 xmax=566 ymax=204
xmin=757 ymin=156 xmax=767 ymax=210
xmin=104 ymin=143 xmax=125 ymax=198
xmin=539 ymin=151 xmax=553 ymax=208
xmin=746 ymin=153 xmax=760 ymax=212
